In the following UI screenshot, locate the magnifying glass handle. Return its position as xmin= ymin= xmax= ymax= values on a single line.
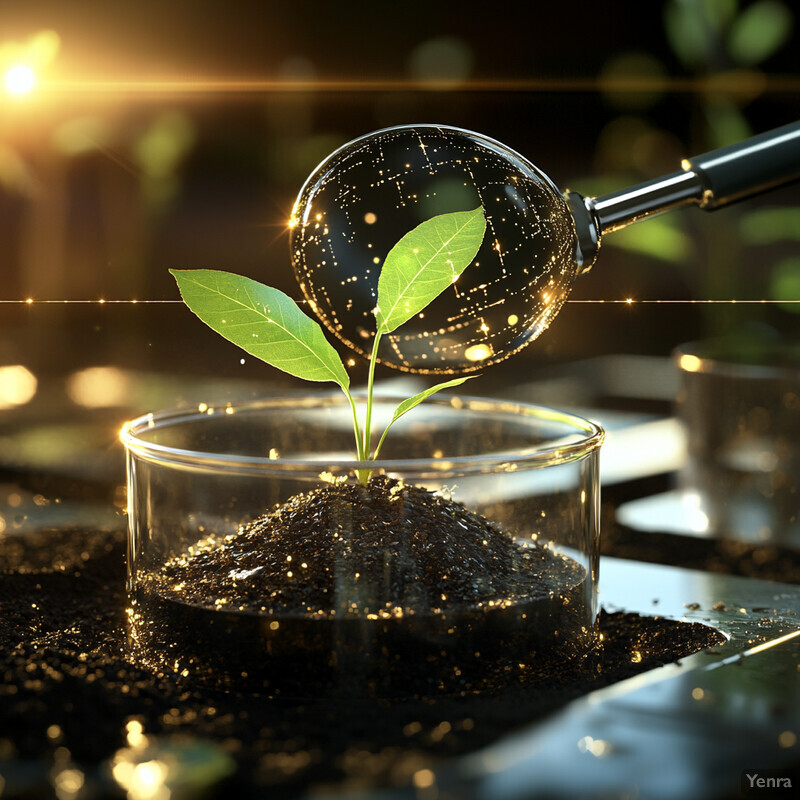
xmin=567 ymin=120 xmax=800 ymax=272
xmin=687 ymin=120 xmax=800 ymax=208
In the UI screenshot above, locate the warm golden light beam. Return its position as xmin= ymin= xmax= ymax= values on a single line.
xmin=33 ymin=75 xmax=800 ymax=96
xmin=565 ymin=299 xmax=800 ymax=304
xmin=745 ymin=629 xmax=800 ymax=657
xmin=4 ymin=63 xmax=36 ymax=96
xmin=1 ymin=299 xmax=800 ymax=305
xmin=0 ymin=299 xmax=181 ymax=304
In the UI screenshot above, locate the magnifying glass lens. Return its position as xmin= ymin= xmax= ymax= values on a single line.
xmin=290 ymin=125 xmax=580 ymax=373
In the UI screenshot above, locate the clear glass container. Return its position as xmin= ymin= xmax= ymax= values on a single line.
xmin=674 ymin=338 xmax=800 ymax=545
xmin=121 ymin=395 xmax=603 ymax=696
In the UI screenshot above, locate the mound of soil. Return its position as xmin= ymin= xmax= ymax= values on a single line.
xmin=158 ymin=476 xmax=580 ymax=615
xmin=132 ymin=477 xmax=590 ymax=694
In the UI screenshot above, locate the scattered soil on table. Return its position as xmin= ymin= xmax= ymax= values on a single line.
xmin=0 ymin=528 xmax=725 ymax=798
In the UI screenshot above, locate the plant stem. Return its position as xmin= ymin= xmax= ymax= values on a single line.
xmin=363 ymin=331 xmax=382 ymax=459
xmin=346 ymin=390 xmax=365 ymax=462
xmin=351 ymin=331 xmax=383 ymax=486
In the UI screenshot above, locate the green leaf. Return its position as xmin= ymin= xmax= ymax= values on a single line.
xmin=727 ymin=0 xmax=792 ymax=65
xmin=373 ymin=376 xmax=477 ymax=458
xmin=170 ymin=269 xmax=350 ymax=390
xmin=390 ymin=377 xmax=476 ymax=426
xmin=740 ymin=208 xmax=800 ymax=244
xmin=375 ymin=206 xmax=486 ymax=334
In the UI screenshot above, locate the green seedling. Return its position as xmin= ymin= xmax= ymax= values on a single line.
xmin=170 ymin=206 xmax=486 ymax=484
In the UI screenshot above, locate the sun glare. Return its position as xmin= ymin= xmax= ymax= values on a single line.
xmin=5 ymin=63 xmax=36 ymax=96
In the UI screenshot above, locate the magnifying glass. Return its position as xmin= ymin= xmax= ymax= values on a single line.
xmin=290 ymin=122 xmax=800 ymax=374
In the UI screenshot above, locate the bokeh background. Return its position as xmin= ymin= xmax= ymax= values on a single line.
xmin=1 ymin=0 xmax=799 ymax=418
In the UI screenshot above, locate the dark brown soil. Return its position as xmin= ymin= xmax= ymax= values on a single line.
xmin=156 ymin=475 xmax=580 ymax=614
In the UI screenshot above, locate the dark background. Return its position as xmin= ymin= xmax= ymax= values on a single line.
xmin=1 ymin=0 xmax=799 ymax=391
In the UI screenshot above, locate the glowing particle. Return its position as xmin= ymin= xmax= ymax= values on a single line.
xmin=0 ymin=365 xmax=37 ymax=409
xmin=54 ymin=768 xmax=85 ymax=796
xmin=413 ymin=769 xmax=435 ymax=789
xmin=679 ymin=354 xmax=702 ymax=373
xmin=578 ymin=736 xmax=613 ymax=757
xmin=125 ymin=720 xmax=147 ymax=748
xmin=464 ymin=343 xmax=493 ymax=362
xmin=364 ymin=212 xmax=377 ymax=224
xmin=507 ymin=314 xmax=519 ymax=325
xmin=778 ymin=730 xmax=797 ymax=748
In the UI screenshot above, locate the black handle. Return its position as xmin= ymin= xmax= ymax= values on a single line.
xmin=569 ymin=120 xmax=800 ymax=272
xmin=684 ymin=121 xmax=800 ymax=209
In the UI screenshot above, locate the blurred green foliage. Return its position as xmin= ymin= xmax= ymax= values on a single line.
xmin=606 ymin=216 xmax=693 ymax=263
xmin=135 ymin=112 xmax=196 ymax=212
xmin=769 ymin=257 xmax=800 ymax=312
xmin=727 ymin=0 xmax=793 ymax=64
xmin=589 ymin=0 xmax=797 ymax=332
xmin=739 ymin=207 xmax=800 ymax=243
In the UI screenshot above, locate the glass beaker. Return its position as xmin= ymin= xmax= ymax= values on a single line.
xmin=675 ymin=338 xmax=800 ymax=545
xmin=121 ymin=395 xmax=603 ymax=696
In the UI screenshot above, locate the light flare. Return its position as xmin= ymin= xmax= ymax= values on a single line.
xmin=5 ymin=63 xmax=36 ymax=95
